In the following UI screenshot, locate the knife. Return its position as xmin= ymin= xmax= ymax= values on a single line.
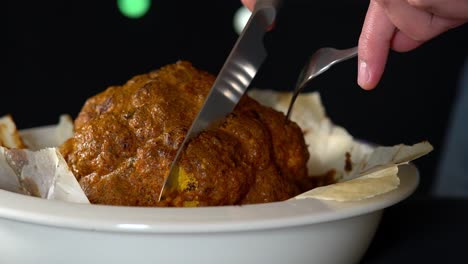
xmin=158 ymin=0 xmax=282 ymax=202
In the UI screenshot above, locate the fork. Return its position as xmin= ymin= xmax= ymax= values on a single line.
xmin=286 ymin=46 xmax=358 ymax=119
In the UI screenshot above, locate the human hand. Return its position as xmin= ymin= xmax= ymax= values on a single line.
xmin=359 ymin=0 xmax=468 ymax=90
xmin=241 ymin=0 xmax=255 ymax=11
xmin=240 ymin=0 xmax=468 ymax=90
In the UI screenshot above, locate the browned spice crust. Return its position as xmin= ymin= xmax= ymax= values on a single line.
xmin=59 ymin=61 xmax=324 ymax=207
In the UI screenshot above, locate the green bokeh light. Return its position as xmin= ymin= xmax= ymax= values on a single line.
xmin=117 ymin=0 xmax=151 ymax=19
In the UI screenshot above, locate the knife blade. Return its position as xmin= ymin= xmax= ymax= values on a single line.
xmin=158 ymin=0 xmax=282 ymax=202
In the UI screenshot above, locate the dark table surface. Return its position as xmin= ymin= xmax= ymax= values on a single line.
xmin=361 ymin=196 xmax=468 ymax=263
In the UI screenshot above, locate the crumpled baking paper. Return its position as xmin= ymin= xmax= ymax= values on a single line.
xmin=0 ymin=115 xmax=89 ymax=203
xmin=248 ymin=90 xmax=433 ymax=201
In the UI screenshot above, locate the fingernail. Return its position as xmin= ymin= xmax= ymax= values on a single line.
xmin=358 ymin=60 xmax=370 ymax=88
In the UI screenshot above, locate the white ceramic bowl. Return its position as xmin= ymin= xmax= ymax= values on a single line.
xmin=0 ymin=161 xmax=418 ymax=264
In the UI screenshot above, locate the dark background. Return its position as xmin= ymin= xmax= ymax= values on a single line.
xmin=4 ymin=1 xmax=468 ymax=262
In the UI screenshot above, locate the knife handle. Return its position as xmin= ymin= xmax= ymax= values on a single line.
xmin=253 ymin=0 xmax=282 ymax=27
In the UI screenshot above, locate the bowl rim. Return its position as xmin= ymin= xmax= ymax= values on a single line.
xmin=0 ymin=163 xmax=419 ymax=233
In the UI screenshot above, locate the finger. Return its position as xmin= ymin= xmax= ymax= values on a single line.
xmin=241 ymin=0 xmax=255 ymax=11
xmin=377 ymin=0 xmax=464 ymax=42
xmin=391 ymin=30 xmax=424 ymax=52
xmin=358 ymin=1 xmax=396 ymax=90
xmin=407 ymin=0 xmax=468 ymax=19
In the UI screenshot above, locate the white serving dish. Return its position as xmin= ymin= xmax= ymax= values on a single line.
xmin=0 ymin=158 xmax=418 ymax=264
